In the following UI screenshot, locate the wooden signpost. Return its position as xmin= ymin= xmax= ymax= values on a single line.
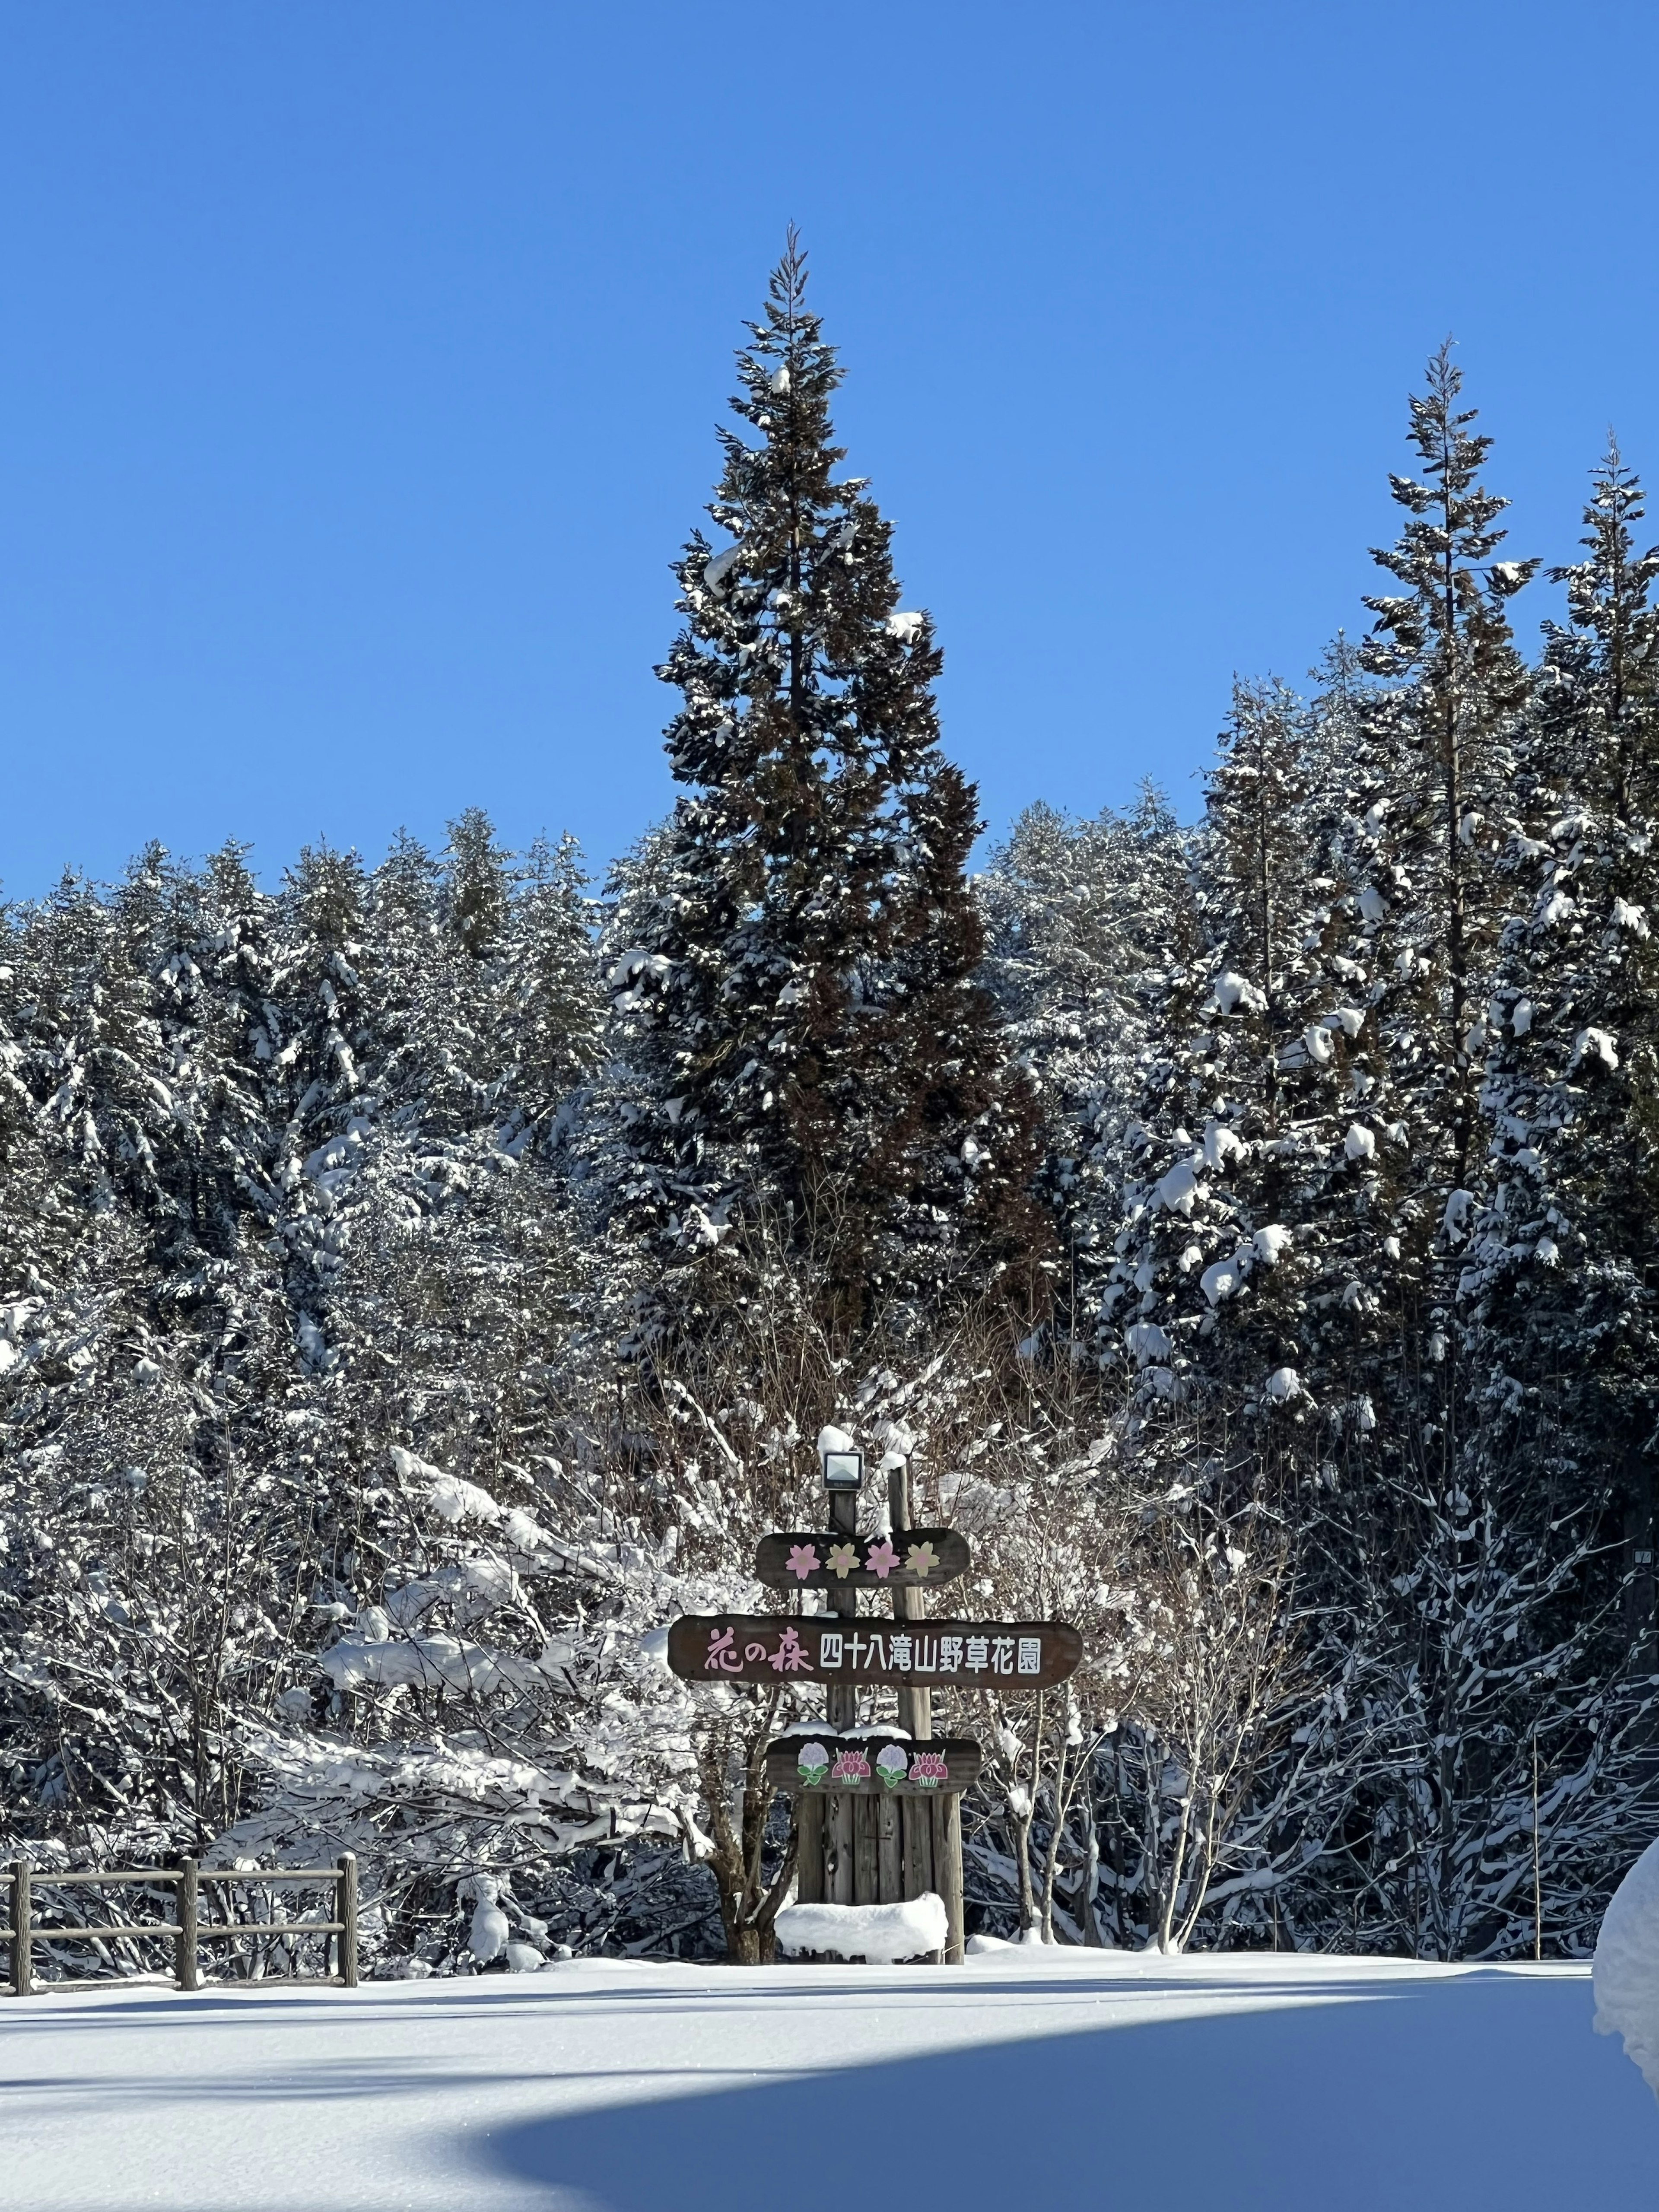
xmin=666 ymin=1615 xmax=1083 ymax=1689
xmin=664 ymin=1449 xmax=1084 ymax=1967
xmin=764 ymin=1735 xmax=984 ymax=1796
xmin=752 ymin=1529 xmax=969 ymax=1591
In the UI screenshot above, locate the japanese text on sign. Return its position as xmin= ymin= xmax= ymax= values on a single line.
xmin=666 ymin=1615 xmax=1082 ymax=1689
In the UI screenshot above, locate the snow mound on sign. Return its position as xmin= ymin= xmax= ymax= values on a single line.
xmin=774 ymin=1893 xmax=947 ymax=1963
xmin=1594 ymin=1834 xmax=1659 ymax=2097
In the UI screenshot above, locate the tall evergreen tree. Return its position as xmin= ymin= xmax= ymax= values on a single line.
xmin=1471 ymin=440 xmax=1659 ymax=1653
xmin=977 ymin=788 xmax=1192 ymax=1338
xmin=1359 ymin=343 xmax=1538 ymax=1208
xmin=594 ymin=234 xmax=1043 ymax=1331
xmin=1100 ymin=678 xmax=1385 ymax=1436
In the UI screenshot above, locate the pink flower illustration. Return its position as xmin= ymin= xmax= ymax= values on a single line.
xmin=864 ymin=1538 xmax=900 ymax=1580
xmin=830 ymin=1748 xmax=871 ymax=1784
xmin=909 ymin=1750 xmax=949 ymax=1789
xmin=785 ymin=1543 xmax=820 ymax=1582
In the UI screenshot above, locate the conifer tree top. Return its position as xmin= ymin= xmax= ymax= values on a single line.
xmin=660 ymin=227 xmax=941 ymax=802
xmin=1362 ymin=341 xmax=1537 ymax=675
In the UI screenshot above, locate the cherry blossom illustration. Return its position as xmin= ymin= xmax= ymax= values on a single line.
xmin=785 ymin=1543 xmax=820 ymax=1581
xmin=904 ymin=1540 xmax=939 ymax=1579
xmin=864 ymin=1538 xmax=900 ymax=1580
xmin=826 ymin=1541 xmax=860 ymax=1579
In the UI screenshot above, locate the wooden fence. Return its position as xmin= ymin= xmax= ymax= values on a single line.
xmin=4 ymin=1856 xmax=358 ymax=1996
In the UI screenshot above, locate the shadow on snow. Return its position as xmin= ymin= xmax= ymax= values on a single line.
xmin=481 ymin=1974 xmax=1656 ymax=2212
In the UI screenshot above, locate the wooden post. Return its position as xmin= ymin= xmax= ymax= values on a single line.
xmin=890 ymin=1464 xmax=933 ymax=1746
xmin=1532 ymin=1732 xmax=1543 ymax=1962
xmin=877 ymin=1783 xmax=903 ymax=1903
xmin=337 ymin=1853 xmax=359 ymax=1988
xmin=176 ymin=1859 xmax=199 ymax=1992
xmin=11 ymin=1861 xmax=31 ymax=1998
xmin=826 ymin=1485 xmax=858 ymax=1909
xmin=934 ymin=1793 xmax=966 ymax=1964
xmin=829 ymin=1791 xmax=856 ymax=1904
xmin=795 ymin=1798 xmax=826 ymax=1904
xmin=902 ymin=1796 xmax=934 ymax=1902
xmin=893 ymin=1460 xmax=959 ymax=1956
xmin=853 ymin=1797 xmax=880 ymax=1904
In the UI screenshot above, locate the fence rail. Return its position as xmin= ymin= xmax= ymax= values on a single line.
xmin=4 ymin=1856 xmax=358 ymax=1996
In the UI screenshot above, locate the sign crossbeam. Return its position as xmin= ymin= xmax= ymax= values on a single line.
xmin=766 ymin=1734 xmax=983 ymax=1797
xmin=667 ymin=1615 xmax=1082 ymax=1690
xmin=752 ymin=1528 xmax=969 ymax=1592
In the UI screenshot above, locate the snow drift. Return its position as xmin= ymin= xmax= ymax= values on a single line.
xmin=1595 ymin=1835 xmax=1659 ymax=2098
xmin=773 ymin=1893 xmax=947 ymax=1963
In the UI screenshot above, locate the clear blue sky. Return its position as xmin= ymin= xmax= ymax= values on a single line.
xmin=3 ymin=1 xmax=1656 ymax=898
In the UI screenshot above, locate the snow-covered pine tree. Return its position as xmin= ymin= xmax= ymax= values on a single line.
xmin=1308 ymin=369 xmax=1659 ymax=1957
xmin=502 ymin=834 xmax=604 ymax=1143
xmin=1357 ymin=345 xmax=1537 ymax=1317
xmin=1469 ymin=439 xmax=1659 ymax=1658
xmin=977 ymin=788 xmax=1192 ymax=1343
xmin=0 ymin=848 xmax=305 ymax=1861
xmin=594 ymin=233 xmax=1044 ymax=1336
xmin=1100 ymin=678 xmax=1389 ymax=1442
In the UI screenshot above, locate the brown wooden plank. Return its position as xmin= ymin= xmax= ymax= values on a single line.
xmin=29 ymin=1869 xmax=181 ymax=1886
xmin=902 ymin=1795 xmax=934 ymax=1901
xmin=753 ymin=1529 xmax=969 ymax=1592
xmin=22 ymin=1922 xmax=183 ymax=1942
xmin=337 ymin=1854 xmax=359 ymax=1989
xmin=766 ymin=1736 xmax=983 ymax=1796
xmin=877 ymin=1784 xmax=903 ymax=1903
xmin=825 ymin=1492 xmax=858 ymax=1738
xmin=890 ymin=1466 xmax=934 ymax=1746
xmin=934 ymin=1792 xmax=966 ymax=1964
xmin=28 ymin=1866 xmax=339 ymax=1885
xmin=853 ymin=1796 xmax=880 ymax=1905
xmin=829 ymin=1793 xmax=855 ymax=1904
xmin=11 ymin=1861 xmax=30 ymax=1997
xmin=194 ymin=1921 xmax=343 ymax=1939
xmin=795 ymin=1796 xmax=825 ymax=1904
xmin=669 ymin=1616 xmax=1083 ymax=1689
xmin=176 ymin=1860 xmax=198 ymax=1993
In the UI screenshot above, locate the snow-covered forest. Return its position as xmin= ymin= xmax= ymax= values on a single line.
xmin=5 ymin=238 xmax=1658 ymax=1972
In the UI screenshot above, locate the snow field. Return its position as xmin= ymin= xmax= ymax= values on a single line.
xmin=2 ymin=1948 xmax=1653 ymax=2211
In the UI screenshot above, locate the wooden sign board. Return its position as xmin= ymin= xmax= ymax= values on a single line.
xmin=753 ymin=1528 xmax=969 ymax=1591
xmin=766 ymin=1734 xmax=983 ymax=1796
xmin=667 ymin=1615 xmax=1083 ymax=1690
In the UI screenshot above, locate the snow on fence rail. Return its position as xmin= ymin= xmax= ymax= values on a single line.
xmin=4 ymin=1856 xmax=358 ymax=1996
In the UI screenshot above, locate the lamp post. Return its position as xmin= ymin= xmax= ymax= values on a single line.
xmin=822 ymin=1449 xmax=863 ymax=1496
xmin=819 ymin=1439 xmax=861 ymax=1902
xmin=820 ymin=1440 xmax=862 ymax=1738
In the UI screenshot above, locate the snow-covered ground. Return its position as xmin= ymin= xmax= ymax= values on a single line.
xmin=3 ymin=1949 xmax=1653 ymax=2210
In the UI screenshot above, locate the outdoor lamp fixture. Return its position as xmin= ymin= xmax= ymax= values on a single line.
xmin=822 ymin=1448 xmax=863 ymax=1493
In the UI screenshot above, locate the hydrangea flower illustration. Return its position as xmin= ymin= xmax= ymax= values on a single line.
xmin=830 ymin=1748 xmax=871 ymax=1784
xmin=905 ymin=1540 xmax=940 ymax=1580
xmin=785 ymin=1543 xmax=820 ymax=1582
xmin=909 ymin=1750 xmax=949 ymax=1789
xmin=826 ymin=1541 xmax=861 ymax=1579
xmin=874 ymin=1744 xmax=909 ymax=1789
xmin=796 ymin=1741 xmax=831 ymax=1788
xmin=864 ymin=1538 xmax=900 ymax=1580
